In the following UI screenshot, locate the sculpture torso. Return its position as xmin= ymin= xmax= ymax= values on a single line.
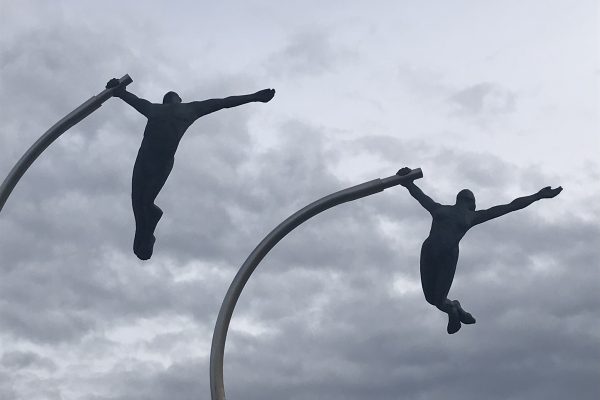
xmin=428 ymin=205 xmax=474 ymax=248
xmin=139 ymin=103 xmax=197 ymax=159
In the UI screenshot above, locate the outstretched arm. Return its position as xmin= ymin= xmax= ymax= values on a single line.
xmin=117 ymin=91 xmax=153 ymax=117
xmin=397 ymin=167 xmax=440 ymax=214
xmin=107 ymin=78 xmax=153 ymax=117
xmin=189 ymin=88 xmax=275 ymax=119
xmin=472 ymin=186 xmax=562 ymax=226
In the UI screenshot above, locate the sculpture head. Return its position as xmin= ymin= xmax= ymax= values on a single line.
xmin=163 ymin=91 xmax=182 ymax=104
xmin=456 ymin=189 xmax=476 ymax=211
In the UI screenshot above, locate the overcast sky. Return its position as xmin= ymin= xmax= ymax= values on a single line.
xmin=0 ymin=1 xmax=599 ymax=399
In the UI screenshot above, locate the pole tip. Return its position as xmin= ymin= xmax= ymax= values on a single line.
xmin=409 ymin=168 xmax=423 ymax=179
xmin=118 ymin=74 xmax=133 ymax=86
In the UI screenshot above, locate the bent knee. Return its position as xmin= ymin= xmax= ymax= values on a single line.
xmin=424 ymin=292 xmax=441 ymax=307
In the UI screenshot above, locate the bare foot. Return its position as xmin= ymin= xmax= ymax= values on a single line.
xmin=134 ymin=232 xmax=155 ymax=261
xmin=453 ymin=300 xmax=476 ymax=324
xmin=447 ymin=305 xmax=462 ymax=334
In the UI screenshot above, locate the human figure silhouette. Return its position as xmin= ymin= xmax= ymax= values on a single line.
xmin=396 ymin=167 xmax=562 ymax=334
xmin=106 ymin=78 xmax=275 ymax=260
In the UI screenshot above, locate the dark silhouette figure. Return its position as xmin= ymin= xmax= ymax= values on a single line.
xmin=397 ymin=167 xmax=562 ymax=334
xmin=106 ymin=78 xmax=275 ymax=260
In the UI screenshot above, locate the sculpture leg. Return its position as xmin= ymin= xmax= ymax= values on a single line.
xmin=142 ymin=159 xmax=172 ymax=234
xmin=420 ymin=241 xmax=462 ymax=334
xmin=131 ymin=169 xmax=147 ymax=258
xmin=132 ymin=196 xmax=159 ymax=260
xmin=131 ymin=157 xmax=173 ymax=260
xmin=132 ymin=188 xmax=154 ymax=260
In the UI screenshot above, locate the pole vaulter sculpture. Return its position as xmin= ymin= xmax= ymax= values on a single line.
xmin=105 ymin=78 xmax=275 ymax=260
xmin=396 ymin=167 xmax=562 ymax=334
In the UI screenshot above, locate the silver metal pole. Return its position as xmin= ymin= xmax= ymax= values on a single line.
xmin=209 ymin=168 xmax=423 ymax=400
xmin=0 ymin=74 xmax=132 ymax=213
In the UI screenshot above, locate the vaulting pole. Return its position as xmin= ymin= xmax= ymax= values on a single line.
xmin=0 ymin=74 xmax=132 ymax=213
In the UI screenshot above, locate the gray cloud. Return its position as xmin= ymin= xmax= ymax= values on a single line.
xmin=396 ymin=66 xmax=518 ymax=127
xmin=266 ymin=29 xmax=357 ymax=78
xmin=1 ymin=351 xmax=57 ymax=371
xmin=449 ymin=82 xmax=516 ymax=116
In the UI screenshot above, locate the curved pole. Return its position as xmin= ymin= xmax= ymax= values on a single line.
xmin=0 ymin=74 xmax=132 ymax=214
xmin=210 ymin=168 xmax=423 ymax=400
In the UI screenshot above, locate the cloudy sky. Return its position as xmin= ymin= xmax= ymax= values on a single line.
xmin=1 ymin=1 xmax=599 ymax=399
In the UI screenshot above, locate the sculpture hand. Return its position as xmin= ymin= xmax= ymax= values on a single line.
xmin=537 ymin=186 xmax=563 ymax=199
xmin=106 ymin=78 xmax=120 ymax=89
xmin=396 ymin=167 xmax=416 ymax=186
xmin=254 ymin=88 xmax=275 ymax=103
xmin=396 ymin=167 xmax=412 ymax=176
xmin=106 ymin=78 xmax=125 ymax=96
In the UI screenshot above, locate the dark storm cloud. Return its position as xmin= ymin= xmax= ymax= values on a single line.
xmin=87 ymin=360 xmax=205 ymax=400
xmin=1 ymin=350 xmax=57 ymax=371
xmin=0 ymin=371 xmax=16 ymax=400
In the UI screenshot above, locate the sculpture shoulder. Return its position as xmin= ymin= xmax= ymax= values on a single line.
xmin=146 ymin=104 xmax=195 ymax=121
xmin=432 ymin=205 xmax=474 ymax=230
